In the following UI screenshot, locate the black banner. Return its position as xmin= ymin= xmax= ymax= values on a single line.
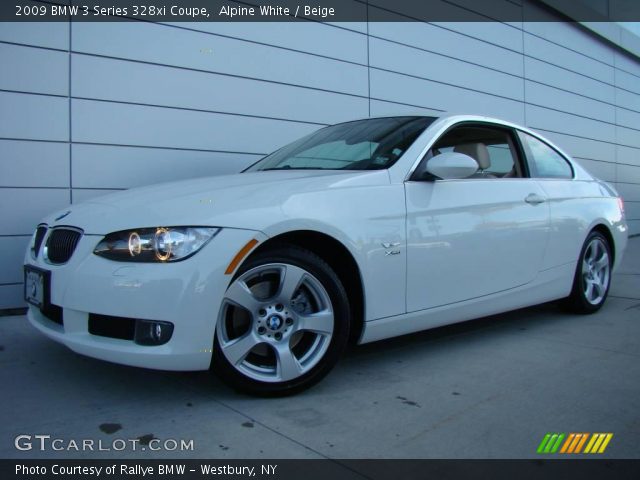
xmin=2 ymin=0 xmax=640 ymax=22
xmin=3 ymin=459 xmax=640 ymax=480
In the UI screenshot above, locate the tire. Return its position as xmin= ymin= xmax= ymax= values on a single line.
xmin=563 ymin=230 xmax=612 ymax=314
xmin=212 ymin=245 xmax=350 ymax=396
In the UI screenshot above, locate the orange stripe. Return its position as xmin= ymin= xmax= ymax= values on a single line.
xmin=560 ymin=434 xmax=576 ymax=453
xmin=574 ymin=433 xmax=589 ymax=453
xmin=225 ymin=239 xmax=259 ymax=275
xmin=567 ymin=434 xmax=581 ymax=453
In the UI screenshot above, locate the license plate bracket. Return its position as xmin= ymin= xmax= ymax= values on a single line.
xmin=24 ymin=265 xmax=51 ymax=309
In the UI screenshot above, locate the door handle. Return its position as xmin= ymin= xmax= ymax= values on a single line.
xmin=525 ymin=193 xmax=546 ymax=205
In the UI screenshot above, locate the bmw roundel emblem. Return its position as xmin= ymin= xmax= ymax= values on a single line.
xmin=267 ymin=315 xmax=282 ymax=331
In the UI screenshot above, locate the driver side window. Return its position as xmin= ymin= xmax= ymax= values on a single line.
xmin=426 ymin=124 xmax=523 ymax=179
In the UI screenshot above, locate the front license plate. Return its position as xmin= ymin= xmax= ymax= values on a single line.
xmin=24 ymin=266 xmax=50 ymax=309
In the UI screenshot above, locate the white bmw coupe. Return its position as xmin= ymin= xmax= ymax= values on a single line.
xmin=24 ymin=114 xmax=627 ymax=395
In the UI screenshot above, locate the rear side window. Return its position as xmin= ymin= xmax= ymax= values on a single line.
xmin=519 ymin=131 xmax=573 ymax=179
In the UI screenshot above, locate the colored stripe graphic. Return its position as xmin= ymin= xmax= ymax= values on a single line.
xmin=545 ymin=434 xmax=559 ymax=453
xmin=538 ymin=433 xmax=565 ymax=453
xmin=574 ymin=433 xmax=589 ymax=453
xmin=537 ymin=434 xmax=552 ymax=454
xmin=540 ymin=433 xmax=613 ymax=454
xmin=598 ymin=434 xmax=613 ymax=453
xmin=567 ymin=433 xmax=582 ymax=453
xmin=592 ymin=434 xmax=606 ymax=452
xmin=560 ymin=433 xmax=575 ymax=453
xmin=584 ymin=434 xmax=598 ymax=453
xmin=550 ymin=433 xmax=565 ymax=453
xmin=584 ymin=433 xmax=613 ymax=454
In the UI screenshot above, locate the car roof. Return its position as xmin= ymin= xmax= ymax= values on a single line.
xmin=350 ymin=113 xmax=520 ymax=129
xmin=347 ymin=113 xmax=574 ymax=162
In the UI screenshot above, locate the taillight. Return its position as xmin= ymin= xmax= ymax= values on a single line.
xmin=617 ymin=197 xmax=625 ymax=215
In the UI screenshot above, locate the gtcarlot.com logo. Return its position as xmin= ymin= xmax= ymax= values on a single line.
xmin=537 ymin=433 xmax=613 ymax=454
xmin=14 ymin=434 xmax=194 ymax=452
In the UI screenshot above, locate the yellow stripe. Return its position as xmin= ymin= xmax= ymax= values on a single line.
xmin=584 ymin=434 xmax=598 ymax=453
xmin=597 ymin=434 xmax=613 ymax=453
xmin=567 ymin=434 xmax=582 ymax=453
xmin=560 ymin=434 xmax=575 ymax=454
xmin=574 ymin=433 xmax=589 ymax=453
xmin=589 ymin=434 xmax=606 ymax=454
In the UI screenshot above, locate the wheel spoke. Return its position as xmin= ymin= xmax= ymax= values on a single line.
xmin=296 ymin=310 xmax=334 ymax=336
xmin=221 ymin=332 xmax=261 ymax=365
xmin=274 ymin=343 xmax=303 ymax=381
xmin=595 ymin=252 xmax=609 ymax=272
xmin=585 ymin=244 xmax=594 ymax=263
xmin=225 ymin=280 xmax=260 ymax=312
xmin=278 ymin=265 xmax=306 ymax=303
xmin=593 ymin=279 xmax=605 ymax=298
xmin=584 ymin=279 xmax=594 ymax=301
xmin=582 ymin=259 xmax=590 ymax=275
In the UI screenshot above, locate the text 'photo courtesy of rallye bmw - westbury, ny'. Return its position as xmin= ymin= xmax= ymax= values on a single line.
xmin=15 ymin=462 xmax=277 ymax=476
xmin=24 ymin=114 xmax=627 ymax=396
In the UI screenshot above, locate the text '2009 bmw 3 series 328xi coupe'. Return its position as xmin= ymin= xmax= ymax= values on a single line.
xmin=24 ymin=114 xmax=627 ymax=395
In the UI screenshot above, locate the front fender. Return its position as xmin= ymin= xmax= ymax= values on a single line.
xmin=254 ymin=187 xmax=408 ymax=322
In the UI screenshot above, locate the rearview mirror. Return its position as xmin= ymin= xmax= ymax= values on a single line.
xmin=426 ymin=152 xmax=479 ymax=180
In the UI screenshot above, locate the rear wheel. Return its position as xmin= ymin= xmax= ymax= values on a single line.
xmin=212 ymin=245 xmax=350 ymax=396
xmin=563 ymin=231 xmax=612 ymax=314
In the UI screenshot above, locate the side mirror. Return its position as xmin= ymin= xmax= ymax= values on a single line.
xmin=425 ymin=152 xmax=479 ymax=180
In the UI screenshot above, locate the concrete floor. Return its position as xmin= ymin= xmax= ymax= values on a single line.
xmin=1 ymin=238 xmax=639 ymax=460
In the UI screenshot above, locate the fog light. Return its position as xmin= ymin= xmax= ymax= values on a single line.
xmin=134 ymin=320 xmax=174 ymax=346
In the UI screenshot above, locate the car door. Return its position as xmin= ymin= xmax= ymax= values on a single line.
xmin=405 ymin=122 xmax=550 ymax=312
xmin=516 ymin=129 xmax=583 ymax=271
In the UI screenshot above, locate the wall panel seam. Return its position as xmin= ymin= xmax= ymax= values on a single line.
xmin=69 ymin=45 xmax=637 ymax=100
xmin=0 ymin=88 xmax=67 ymax=99
xmin=0 ymin=39 xmax=67 ymax=53
xmin=531 ymin=127 xmax=640 ymax=150
xmin=368 ymin=33 xmax=524 ymax=79
xmin=523 ymin=30 xmax=615 ymax=68
xmin=154 ymin=21 xmax=368 ymax=68
xmin=525 ymin=79 xmax=640 ymax=116
xmin=72 ymin=97 xmax=329 ymax=126
xmin=70 ymin=51 xmax=369 ymax=99
xmin=365 ymin=4 xmax=523 ymax=53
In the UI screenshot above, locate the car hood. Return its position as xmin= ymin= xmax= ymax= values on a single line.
xmin=43 ymin=170 xmax=390 ymax=235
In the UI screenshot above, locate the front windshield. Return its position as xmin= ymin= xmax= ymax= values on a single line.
xmin=246 ymin=116 xmax=436 ymax=172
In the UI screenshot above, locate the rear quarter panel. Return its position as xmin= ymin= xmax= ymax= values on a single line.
xmin=537 ymin=179 xmax=627 ymax=271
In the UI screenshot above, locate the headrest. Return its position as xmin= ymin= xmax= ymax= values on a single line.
xmin=453 ymin=143 xmax=490 ymax=170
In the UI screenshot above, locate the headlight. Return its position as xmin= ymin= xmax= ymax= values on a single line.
xmin=93 ymin=227 xmax=220 ymax=262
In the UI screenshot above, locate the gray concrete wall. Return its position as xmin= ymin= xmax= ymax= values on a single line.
xmin=1 ymin=0 xmax=640 ymax=308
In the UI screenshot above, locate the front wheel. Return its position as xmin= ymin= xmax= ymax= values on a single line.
xmin=563 ymin=231 xmax=612 ymax=314
xmin=212 ymin=245 xmax=350 ymax=396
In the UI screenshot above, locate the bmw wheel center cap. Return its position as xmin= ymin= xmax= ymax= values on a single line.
xmin=267 ymin=315 xmax=283 ymax=331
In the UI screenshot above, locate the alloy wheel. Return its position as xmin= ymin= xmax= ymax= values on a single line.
xmin=581 ymin=237 xmax=610 ymax=305
xmin=216 ymin=263 xmax=334 ymax=383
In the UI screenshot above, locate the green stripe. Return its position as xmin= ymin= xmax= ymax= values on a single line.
xmin=537 ymin=434 xmax=552 ymax=453
xmin=550 ymin=433 xmax=566 ymax=453
xmin=544 ymin=434 xmax=559 ymax=453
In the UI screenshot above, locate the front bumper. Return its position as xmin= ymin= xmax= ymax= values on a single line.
xmin=25 ymin=227 xmax=265 ymax=371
